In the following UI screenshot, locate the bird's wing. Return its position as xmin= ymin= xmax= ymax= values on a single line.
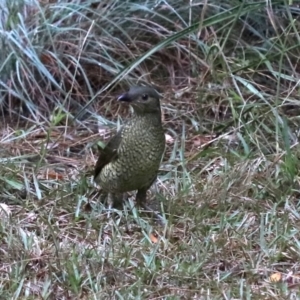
xmin=94 ymin=129 xmax=123 ymax=179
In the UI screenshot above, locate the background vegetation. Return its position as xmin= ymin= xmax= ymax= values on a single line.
xmin=1 ymin=0 xmax=300 ymax=298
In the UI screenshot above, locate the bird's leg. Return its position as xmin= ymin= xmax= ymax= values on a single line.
xmin=107 ymin=192 xmax=124 ymax=208
xmin=106 ymin=192 xmax=114 ymax=218
xmin=106 ymin=192 xmax=124 ymax=218
xmin=99 ymin=191 xmax=108 ymax=203
xmin=112 ymin=193 xmax=124 ymax=208
xmin=96 ymin=191 xmax=124 ymax=216
xmin=136 ymin=183 xmax=165 ymax=225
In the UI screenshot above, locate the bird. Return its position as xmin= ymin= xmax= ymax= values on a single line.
xmin=94 ymin=85 xmax=166 ymax=222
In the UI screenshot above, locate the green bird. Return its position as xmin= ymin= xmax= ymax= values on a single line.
xmin=94 ymin=86 xmax=166 ymax=221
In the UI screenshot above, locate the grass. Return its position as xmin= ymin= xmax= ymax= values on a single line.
xmin=1 ymin=0 xmax=300 ymax=298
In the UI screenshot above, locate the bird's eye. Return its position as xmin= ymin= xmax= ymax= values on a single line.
xmin=142 ymin=94 xmax=148 ymax=101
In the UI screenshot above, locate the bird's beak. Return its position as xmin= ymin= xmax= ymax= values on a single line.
xmin=117 ymin=93 xmax=132 ymax=102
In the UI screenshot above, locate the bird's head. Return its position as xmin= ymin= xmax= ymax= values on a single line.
xmin=117 ymin=86 xmax=161 ymax=114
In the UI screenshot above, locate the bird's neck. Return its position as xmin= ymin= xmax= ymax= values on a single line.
xmin=133 ymin=109 xmax=162 ymax=124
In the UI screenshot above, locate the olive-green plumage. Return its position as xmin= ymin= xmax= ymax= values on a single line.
xmin=94 ymin=86 xmax=165 ymax=210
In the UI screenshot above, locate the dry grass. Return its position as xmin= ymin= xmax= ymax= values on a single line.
xmin=1 ymin=0 xmax=300 ymax=299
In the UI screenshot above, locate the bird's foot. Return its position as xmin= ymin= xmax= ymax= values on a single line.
xmin=141 ymin=203 xmax=166 ymax=226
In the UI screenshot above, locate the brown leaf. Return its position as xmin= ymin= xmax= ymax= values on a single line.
xmin=270 ymin=272 xmax=282 ymax=283
xmin=149 ymin=232 xmax=159 ymax=243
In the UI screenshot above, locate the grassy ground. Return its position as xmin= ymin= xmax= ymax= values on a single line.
xmin=1 ymin=0 xmax=300 ymax=299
